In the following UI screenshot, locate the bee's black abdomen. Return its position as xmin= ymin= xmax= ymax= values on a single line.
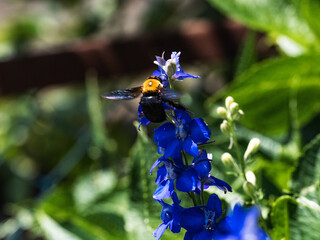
xmin=140 ymin=95 xmax=166 ymax=122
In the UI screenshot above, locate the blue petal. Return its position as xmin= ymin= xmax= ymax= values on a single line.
xmin=155 ymin=55 xmax=166 ymax=67
xmin=190 ymin=118 xmax=211 ymax=144
xmin=157 ymin=146 xmax=165 ymax=155
xmin=150 ymin=157 xmax=165 ymax=174
xmin=205 ymin=176 xmax=232 ymax=193
xmin=174 ymin=109 xmax=192 ymax=126
xmin=172 ymin=153 xmax=184 ymax=167
xmin=163 ymin=102 xmax=175 ymax=111
xmin=172 ymin=71 xmax=200 ymax=81
xmin=184 ymin=231 xmax=195 ymax=240
xmin=194 ymin=230 xmax=214 ymax=240
xmin=154 ymin=123 xmax=176 ymax=148
xmin=215 ymin=204 xmax=270 ymax=240
xmin=153 ymin=179 xmax=173 ymax=200
xmin=164 ymin=139 xmax=182 ymax=159
xmin=176 ymin=169 xmax=198 ymax=192
xmin=138 ymin=104 xmax=150 ymax=126
xmin=171 ymin=191 xmax=181 ymax=205
xmin=169 ymin=219 xmax=181 ymax=233
xmin=193 ymin=149 xmax=211 ymax=180
xmin=182 ymin=137 xmax=199 ymax=157
xmin=180 ymin=207 xmax=205 ymax=233
xmin=206 ymin=194 xmax=222 ymax=219
xmin=153 ymin=222 xmax=169 ymax=240
xmin=152 ymin=70 xmax=162 ymax=76
xmin=155 ymin=165 xmax=167 ymax=185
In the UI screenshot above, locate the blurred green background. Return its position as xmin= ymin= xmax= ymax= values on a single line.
xmin=1 ymin=0 xmax=320 ymax=240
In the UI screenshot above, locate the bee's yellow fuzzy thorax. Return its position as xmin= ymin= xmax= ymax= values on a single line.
xmin=142 ymin=78 xmax=162 ymax=93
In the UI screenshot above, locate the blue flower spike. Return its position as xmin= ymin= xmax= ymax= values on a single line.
xmin=140 ymin=51 xmax=269 ymax=240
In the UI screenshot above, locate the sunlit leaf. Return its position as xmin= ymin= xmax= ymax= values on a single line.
xmin=292 ymin=134 xmax=320 ymax=191
xmin=208 ymin=0 xmax=319 ymax=51
xmin=36 ymin=211 xmax=82 ymax=240
xmin=271 ymin=186 xmax=320 ymax=240
xmin=291 ymin=0 xmax=320 ymax=41
xmin=207 ymin=55 xmax=320 ymax=134
xmin=271 ymin=195 xmax=296 ymax=240
xmin=73 ymin=170 xmax=117 ymax=209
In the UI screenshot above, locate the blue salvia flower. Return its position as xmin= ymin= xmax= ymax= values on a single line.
xmin=153 ymin=192 xmax=183 ymax=240
xmin=154 ymin=110 xmax=211 ymax=160
xmin=213 ymin=204 xmax=270 ymax=240
xmin=183 ymin=194 xmax=222 ymax=240
xmin=153 ymin=52 xmax=200 ymax=86
xmin=152 ymin=159 xmax=199 ymax=200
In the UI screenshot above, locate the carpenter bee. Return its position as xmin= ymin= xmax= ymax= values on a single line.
xmin=102 ymin=76 xmax=185 ymax=123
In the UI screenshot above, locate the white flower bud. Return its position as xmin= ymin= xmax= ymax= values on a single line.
xmin=225 ymin=96 xmax=234 ymax=110
xmin=230 ymin=102 xmax=239 ymax=114
xmin=221 ymin=152 xmax=238 ymax=170
xmin=243 ymin=180 xmax=256 ymax=197
xmin=244 ymin=138 xmax=261 ymax=160
xmin=233 ymin=109 xmax=244 ymax=121
xmin=220 ymin=120 xmax=231 ymax=135
xmin=245 ymin=171 xmax=256 ymax=185
xmin=217 ymin=107 xmax=228 ymax=119
xmin=165 ymin=59 xmax=177 ymax=78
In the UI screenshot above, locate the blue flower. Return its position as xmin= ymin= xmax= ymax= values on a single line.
xmin=153 ymin=160 xmax=199 ymax=200
xmin=153 ymin=192 xmax=183 ymax=240
xmin=214 ymin=204 xmax=270 ymax=240
xmin=154 ymin=110 xmax=211 ymax=160
xmin=153 ymin=52 xmax=200 ymax=84
xmin=183 ymin=194 xmax=222 ymax=239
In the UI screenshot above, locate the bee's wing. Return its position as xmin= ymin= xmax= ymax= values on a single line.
xmin=101 ymin=86 xmax=142 ymax=100
xmin=160 ymin=88 xmax=181 ymax=100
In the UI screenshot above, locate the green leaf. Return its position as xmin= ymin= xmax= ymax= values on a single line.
xmin=73 ymin=170 xmax=117 ymax=210
xmin=207 ymin=0 xmax=319 ymax=51
xmin=291 ymin=185 xmax=320 ymax=240
xmin=271 ymin=195 xmax=296 ymax=240
xmin=291 ymin=0 xmax=320 ymax=41
xmin=207 ymin=55 xmax=320 ymax=134
xmin=271 ymin=186 xmax=320 ymax=240
xmin=292 ymin=134 xmax=320 ymax=191
xmin=36 ymin=211 xmax=82 ymax=240
xmin=234 ymin=30 xmax=257 ymax=77
xmin=128 ymin=123 xmax=158 ymax=206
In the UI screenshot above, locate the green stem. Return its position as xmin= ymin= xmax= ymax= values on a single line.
xmin=230 ymin=120 xmax=247 ymax=181
xmin=200 ymin=181 xmax=205 ymax=205
xmin=182 ymin=150 xmax=189 ymax=166
xmin=188 ymin=192 xmax=198 ymax=206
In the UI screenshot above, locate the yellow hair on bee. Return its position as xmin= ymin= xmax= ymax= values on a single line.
xmin=142 ymin=78 xmax=162 ymax=93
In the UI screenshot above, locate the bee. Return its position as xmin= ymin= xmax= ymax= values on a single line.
xmin=102 ymin=76 xmax=185 ymax=123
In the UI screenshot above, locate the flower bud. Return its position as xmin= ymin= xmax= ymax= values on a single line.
xmin=243 ymin=180 xmax=255 ymax=197
xmin=244 ymin=138 xmax=261 ymax=160
xmin=225 ymin=96 xmax=234 ymax=110
xmin=165 ymin=59 xmax=177 ymax=78
xmin=220 ymin=120 xmax=231 ymax=135
xmin=245 ymin=171 xmax=256 ymax=185
xmin=216 ymin=107 xmax=228 ymax=119
xmin=229 ymin=102 xmax=239 ymax=114
xmin=221 ymin=152 xmax=238 ymax=170
xmin=233 ymin=109 xmax=244 ymax=121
